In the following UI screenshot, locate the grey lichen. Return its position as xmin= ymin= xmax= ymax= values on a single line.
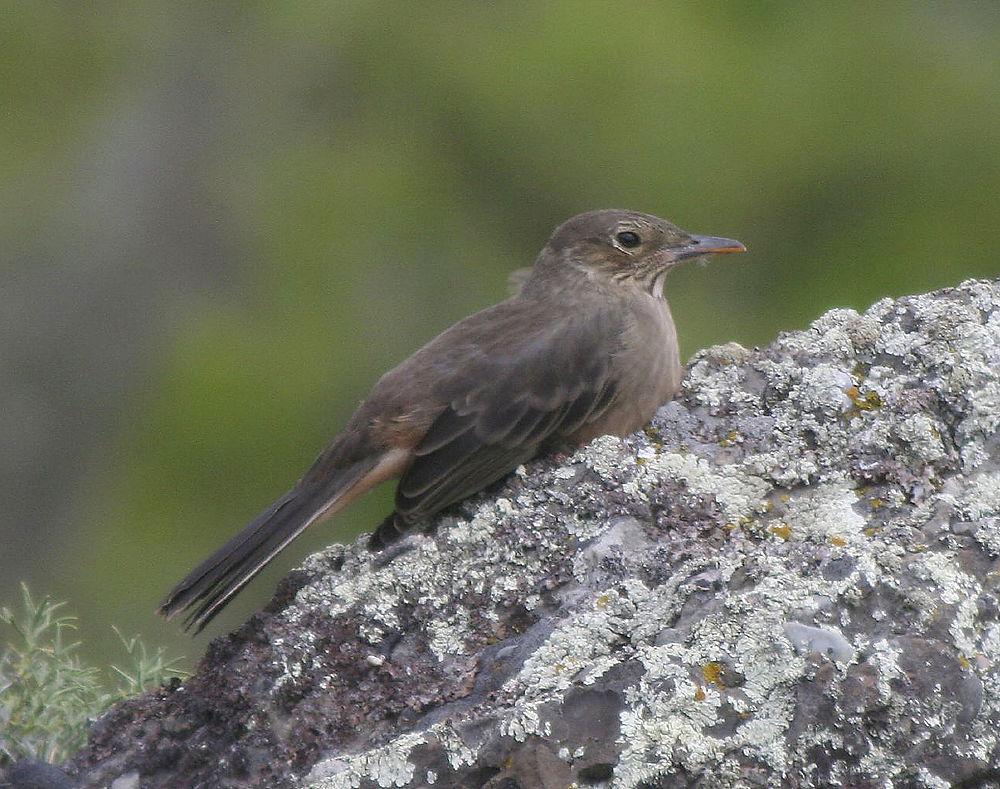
xmin=69 ymin=279 xmax=1000 ymax=788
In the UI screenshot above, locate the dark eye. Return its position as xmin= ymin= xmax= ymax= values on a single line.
xmin=616 ymin=231 xmax=641 ymax=249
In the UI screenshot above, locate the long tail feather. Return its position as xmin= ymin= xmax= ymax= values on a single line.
xmin=159 ymin=452 xmax=397 ymax=633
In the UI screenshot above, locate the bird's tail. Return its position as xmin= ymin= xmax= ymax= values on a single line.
xmin=159 ymin=456 xmax=381 ymax=633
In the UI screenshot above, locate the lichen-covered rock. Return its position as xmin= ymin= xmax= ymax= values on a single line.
xmin=69 ymin=279 xmax=1000 ymax=788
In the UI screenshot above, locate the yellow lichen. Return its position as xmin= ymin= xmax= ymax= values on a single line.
xmin=702 ymin=662 xmax=724 ymax=688
xmin=769 ymin=524 xmax=792 ymax=541
xmin=846 ymin=387 xmax=883 ymax=416
xmin=642 ymin=426 xmax=664 ymax=451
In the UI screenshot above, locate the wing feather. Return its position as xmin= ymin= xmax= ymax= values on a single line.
xmin=386 ymin=306 xmax=624 ymax=533
xmin=413 ymin=408 xmax=476 ymax=456
xmin=396 ymin=443 xmax=535 ymax=518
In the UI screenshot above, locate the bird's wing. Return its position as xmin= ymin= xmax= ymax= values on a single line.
xmin=391 ymin=303 xmax=623 ymax=526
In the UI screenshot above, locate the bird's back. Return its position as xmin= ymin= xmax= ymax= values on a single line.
xmin=354 ymin=287 xmax=623 ymax=435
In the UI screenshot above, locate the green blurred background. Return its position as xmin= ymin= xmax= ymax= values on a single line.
xmin=3 ymin=3 xmax=998 ymax=669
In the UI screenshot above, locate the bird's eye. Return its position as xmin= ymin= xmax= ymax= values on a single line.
xmin=615 ymin=231 xmax=641 ymax=249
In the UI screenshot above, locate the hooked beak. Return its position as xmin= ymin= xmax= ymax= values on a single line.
xmin=674 ymin=234 xmax=747 ymax=261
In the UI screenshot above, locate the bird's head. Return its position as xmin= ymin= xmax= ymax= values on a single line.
xmin=536 ymin=209 xmax=745 ymax=297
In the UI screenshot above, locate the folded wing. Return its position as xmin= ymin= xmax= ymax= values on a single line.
xmin=371 ymin=303 xmax=623 ymax=546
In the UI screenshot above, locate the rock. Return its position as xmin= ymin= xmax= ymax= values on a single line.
xmin=1 ymin=760 xmax=76 ymax=789
xmin=68 ymin=279 xmax=1000 ymax=788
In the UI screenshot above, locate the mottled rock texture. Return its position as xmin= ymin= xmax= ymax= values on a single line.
xmin=69 ymin=279 xmax=1000 ymax=788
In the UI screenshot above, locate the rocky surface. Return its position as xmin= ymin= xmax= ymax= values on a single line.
xmin=65 ymin=278 xmax=1000 ymax=788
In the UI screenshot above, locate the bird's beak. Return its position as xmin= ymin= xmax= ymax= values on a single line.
xmin=674 ymin=234 xmax=747 ymax=261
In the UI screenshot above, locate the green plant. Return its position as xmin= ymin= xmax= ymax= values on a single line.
xmin=0 ymin=584 xmax=186 ymax=766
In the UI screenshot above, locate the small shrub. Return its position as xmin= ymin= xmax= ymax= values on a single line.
xmin=0 ymin=584 xmax=186 ymax=765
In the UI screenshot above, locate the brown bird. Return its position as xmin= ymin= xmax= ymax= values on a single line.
xmin=159 ymin=209 xmax=745 ymax=632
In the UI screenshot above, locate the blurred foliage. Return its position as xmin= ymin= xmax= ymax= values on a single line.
xmin=0 ymin=585 xmax=185 ymax=764
xmin=2 ymin=2 xmax=998 ymax=668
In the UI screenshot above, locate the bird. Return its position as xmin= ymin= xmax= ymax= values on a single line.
xmin=159 ymin=209 xmax=745 ymax=632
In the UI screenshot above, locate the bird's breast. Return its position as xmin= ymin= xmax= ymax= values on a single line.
xmin=598 ymin=295 xmax=681 ymax=438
